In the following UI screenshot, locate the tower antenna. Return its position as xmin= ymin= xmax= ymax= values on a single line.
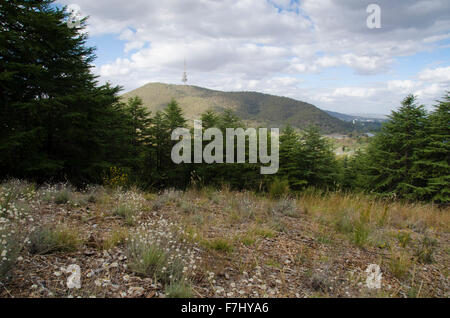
xmin=182 ymin=58 xmax=188 ymax=84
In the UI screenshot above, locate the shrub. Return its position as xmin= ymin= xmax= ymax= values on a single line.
xmin=269 ymin=177 xmax=290 ymax=199
xmin=103 ymin=166 xmax=129 ymax=189
xmin=29 ymin=225 xmax=81 ymax=255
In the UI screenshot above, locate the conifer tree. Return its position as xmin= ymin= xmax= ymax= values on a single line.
xmin=416 ymin=93 xmax=450 ymax=203
xmin=0 ymin=0 xmax=127 ymax=184
xmin=363 ymin=95 xmax=429 ymax=200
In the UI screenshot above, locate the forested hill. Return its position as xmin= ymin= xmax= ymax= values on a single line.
xmin=122 ymin=83 xmax=353 ymax=133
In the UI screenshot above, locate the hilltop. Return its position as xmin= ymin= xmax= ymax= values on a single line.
xmin=122 ymin=83 xmax=353 ymax=133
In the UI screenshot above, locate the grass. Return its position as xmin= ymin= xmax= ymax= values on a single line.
xmin=127 ymin=237 xmax=185 ymax=285
xmin=2 ymin=180 xmax=449 ymax=298
xmin=29 ymin=225 xmax=81 ymax=255
xmin=415 ymin=236 xmax=438 ymax=264
xmin=272 ymin=197 xmax=299 ymax=217
xmin=268 ymin=177 xmax=290 ymax=199
xmin=102 ymin=227 xmax=129 ymax=250
xmin=202 ymin=238 xmax=234 ymax=253
xmin=389 ymin=250 xmax=412 ymax=280
xmin=113 ymin=204 xmax=136 ymax=226
xmin=165 ymin=281 xmax=193 ymax=298
xmin=300 ymin=190 xmax=449 ymax=233
xmin=0 ymin=230 xmax=21 ymax=283
xmin=396 ymin=230 xmax=412 ymax=248
xmin=53 ymin=189 xmax=71 ymax=204
xmin=350 ymin=222 xmax=371 ymax=247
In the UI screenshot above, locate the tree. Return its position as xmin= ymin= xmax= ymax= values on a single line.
xmin=0 ymin=0 xmax=128 ymax=184
xmin=362 ymin=95 xmax=429 ymax=200
xmin=278 ymin=125 xmax=337 ymax=191
xmin=278 ymin=125 xmax=305 ymax=189
xmin=164 ymin=98 xmax=186 ymax=131
xmin=298 ymin=126 xmax=338 ymax=189
xmin=416 ymin=93 xmax=450 ymax=203
xmin=200 ymin=110 xmax=220 ymax=129
xmin=122 ymin=96 xmax=152 ymax=176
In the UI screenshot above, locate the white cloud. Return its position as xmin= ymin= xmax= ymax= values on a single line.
xmin=332 ymin=87 xmax=378 ymax=98
xmin=418 ymin=66 xmax=450 ymax=82
xmin=57 ymin=0 xmax=450 ymax=114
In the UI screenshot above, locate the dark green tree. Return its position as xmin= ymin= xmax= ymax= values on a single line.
xmin=0 ymin=0 xmax=129 ymax=184
xmin=362 ymin=95 xmax=429 ymax=200
xmin=416 ymin=93 xmax=450 ymax=203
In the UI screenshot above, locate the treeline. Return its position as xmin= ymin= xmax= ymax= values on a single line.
xmin=1 ymin=1 xmax=448 ymax=203
xmin=341 ymin=94 xmax=449 ymax=203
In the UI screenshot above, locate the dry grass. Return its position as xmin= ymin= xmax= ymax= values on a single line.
xmin=1 ymin=180 xmax=449 ymax=298
xmin=299 ymin=190 xmax=449 ymax=233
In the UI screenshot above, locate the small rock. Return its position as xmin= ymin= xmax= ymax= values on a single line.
xmin=128 ymin=286 xmax=145 ymax=297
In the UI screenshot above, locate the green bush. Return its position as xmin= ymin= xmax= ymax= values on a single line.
xmin=269 ymin=177 xmax=290 ymax=199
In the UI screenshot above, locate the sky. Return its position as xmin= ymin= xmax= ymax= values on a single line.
xmin=57 ymin=0 xmax=450 ymax=115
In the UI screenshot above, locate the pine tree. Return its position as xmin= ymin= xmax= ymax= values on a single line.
xmin=278 ymin=125 xmax=305 ymax=189
xmin=122 ymin=96 xmax=152 ymax=176
xmin=164 ymin=98 xmax=186 ymax=131
xmin=363 ymin=95 xmax=429 ymax=200
xmin=298 ymin=126 xmax=338 ymax=189
xmin=201 ymin=110 xmax=220 ymax=129
xmin=416 ymin=93 xmax=450 ymax=203
xmin=0 ymin=0 xmax=129 ymax=184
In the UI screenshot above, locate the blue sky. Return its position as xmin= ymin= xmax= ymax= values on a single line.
xmin=59 ymin=0 xmax=450 ymax=115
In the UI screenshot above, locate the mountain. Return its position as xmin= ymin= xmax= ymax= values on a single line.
xmin=122 ymin=82 xmax=353 ymax=133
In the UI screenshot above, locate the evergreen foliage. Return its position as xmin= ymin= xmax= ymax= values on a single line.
xmin=0 ymin=1 xmax=447 ymax=203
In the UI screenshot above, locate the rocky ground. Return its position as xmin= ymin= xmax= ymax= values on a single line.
xmin=0 ymin=181 xmax=448 ymax=298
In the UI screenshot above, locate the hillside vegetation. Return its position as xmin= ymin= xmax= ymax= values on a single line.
xmin=1 ymin=181 xmax=448 ymax=298
xmin=122 ymin=83 xmax=352 ymax=134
